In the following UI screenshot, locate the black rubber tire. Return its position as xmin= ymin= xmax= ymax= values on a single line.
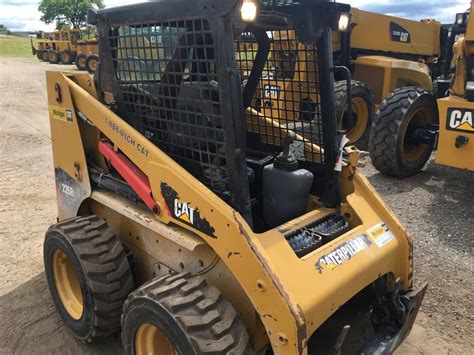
xmin=75 ymin=53 xmax=88 ymax=71
xmin=368 ymin=86 xmax=438 ymax=177
xmin=86 ymin=54 xmax=99 ymax=74
xmin=44 ymin=215 xmax=134 ymax=341
xmin=41 ymin=49 xmax=49 ymax=61
xmin=60 ymin=50 xmax=75 ymax=64
xmin=48 ymin=50 xmax=60 ymax=64
xmin=122 ymin=272 xmax=252 ymax=355
xmin=335 ymin=80 xmax=375 ymax=150
xmin=36 ymin=50 xmax=43 ymax=61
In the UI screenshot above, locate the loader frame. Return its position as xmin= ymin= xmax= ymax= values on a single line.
xmin=45 ymin=0 xmax=425 ymax=353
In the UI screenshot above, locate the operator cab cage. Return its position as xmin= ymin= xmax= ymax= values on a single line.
xmin=89 ymin=0 xmax=349 ymax=230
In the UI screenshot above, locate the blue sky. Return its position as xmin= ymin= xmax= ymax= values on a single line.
xmin=0 ymin=0 xmax=469 ymax=32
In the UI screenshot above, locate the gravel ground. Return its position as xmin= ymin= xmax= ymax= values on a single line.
xmin=0 ymin=57 xmax=472 ymax=354
xmin=359 ymin=154 xmax=474 ymax=351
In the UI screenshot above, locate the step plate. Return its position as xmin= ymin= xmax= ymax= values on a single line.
xmin=285 ymin=213 xmax=350 ymax=257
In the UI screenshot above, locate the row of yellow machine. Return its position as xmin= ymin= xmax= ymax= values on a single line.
xmin=41 ymin=0 xmax=473 ymax=354
xmin=31 ymin=28 xmax=99 ymax=73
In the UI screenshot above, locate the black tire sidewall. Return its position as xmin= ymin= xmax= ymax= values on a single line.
xmin=335 ymin=81 xmax=374 ymax=149
xmin=86 ymin=55 xmax=99 ymax=73
xmin=44 ymin=230 xmax=95 ymax=340
xmin=49 ymin=50 xmax=60 ymax=64
xmin=61 ymin=50 xmax=72 ymax=64
xmin=41 ymin=50 xmax=49 ymax=61
xmin=75 ymin=54 xmax=87 ymax=70
xmin=122 ymin=298 xmax=196 ymax=355
xmin=396 ymin=93 xmax=437 ymax=174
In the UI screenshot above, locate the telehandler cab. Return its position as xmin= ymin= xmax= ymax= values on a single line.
xmin=43 ymin=0 xmax=426 ymax=353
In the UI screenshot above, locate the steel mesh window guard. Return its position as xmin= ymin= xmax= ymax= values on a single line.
xmin=108 ymin=21 xmax=326 ymax=202
xmin=109 ymin=20 xmax=229 ymax=194
xmin=236 ymin=30 xmax=325 ymax=164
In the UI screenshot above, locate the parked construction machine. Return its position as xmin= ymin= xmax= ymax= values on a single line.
xmin=43 ymin=0 xmax=426 ymax=354
xmin=47 ymin=28 xmax=83 ymax=64
xmin=32 ymin=29 xmax=84 ymax=64
xmin=253 ymin=8 xmax=443 ymax=149
xmin=369 ymin=3 xmax=474 ymax=177
xmin=31 ymin=30 xmax=52 ymax=61
xmin=75 ymin=38 xmax=99 ymax=73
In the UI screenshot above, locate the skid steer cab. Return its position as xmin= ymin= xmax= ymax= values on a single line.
xmin=43 ymin=0 xmax=426 ymax=353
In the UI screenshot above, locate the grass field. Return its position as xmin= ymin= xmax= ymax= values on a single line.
xmin=0 ymin=36 xmax=36 ymax=58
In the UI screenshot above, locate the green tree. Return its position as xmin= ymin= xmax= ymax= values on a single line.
xmin=38 ymin=0 xmax=105 ymax=29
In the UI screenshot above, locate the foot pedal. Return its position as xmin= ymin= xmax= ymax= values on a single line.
xmin=285 ymin=213 xmax=349 ymax=257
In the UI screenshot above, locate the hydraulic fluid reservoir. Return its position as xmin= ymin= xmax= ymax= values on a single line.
xmin=263 ymin=133 xmax=314 ymax=228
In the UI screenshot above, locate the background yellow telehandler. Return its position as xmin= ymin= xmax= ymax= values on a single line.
xmin=43 ymin=0 xmax=426 ymax=353
xmin=369 ymin=2 xmax=474 ymax=177
xmin=244 ymin=7 xmax=443 ymax=150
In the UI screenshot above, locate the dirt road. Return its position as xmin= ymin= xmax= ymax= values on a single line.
xmin=0 ymin=57 xmax=472 ymax=354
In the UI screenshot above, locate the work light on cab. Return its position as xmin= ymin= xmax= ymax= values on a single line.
xmin=241 ymin=0 xmax=258 ymax=22
xmin=337 ymin=12 xmax=351 ymax=31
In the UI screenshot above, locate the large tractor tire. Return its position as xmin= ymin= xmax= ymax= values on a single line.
xmin=122 ymin=272 xmax=252 ymax=355
xmin=335 ymin=80 xmax=374 ymax=150
xmin=36 ymin=50 xmax=44 ymax=61
xmin=48 ymin=50 xmax=60 ymax=64
xmin=44 ymin=215 xmax=134 ymax=341
xmin=75 ymin=53 xmax=88 ymax=71
xmin=86 ymin=54 xmax=99 ymax=74
xmin=60 ymin=50 xmax=75 ymax=64
xmin=40 ymin=49 xmax=50 ymax=62
xmin=369 ymin=87 xmax=438 ymax=177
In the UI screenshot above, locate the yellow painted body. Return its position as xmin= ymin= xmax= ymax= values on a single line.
xmin=436 ymin=96 xmax=474 ymax=170
xmin=434 ymin=1 xmax=474 ymax=172
xmin=354 ymin=56 xmax=432 ymax=104
xmin=341 ymin=8 xmax=438 ymax=106
xmin=340 ymin=8 xmax=440 ymax=57
xmin=46 ymin=71 xmax=413 ymax=353
xmin=32 ymin=29 xmax=84 ymax=56
xmin=76 ymin=39 xmax=99 ymax=57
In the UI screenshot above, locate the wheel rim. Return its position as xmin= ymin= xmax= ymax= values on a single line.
xmin=49 ymin=52 xmax=56 ymax=62
xmin=402 ymin=106 xmax=432 ymax=162
xmin=89 ymin=59 xmax=97 ymax=71
xmin=135 ymin=323 xmax=178 ymax=355
xmin=78 ymin=57 xmax=86 ymax=67
xmin=52 ymin=249 xmax=84 ymax=320
xmin=42 ymin=52 xmax=49 ymax=61
xmin=340 ymin=97 xmax=369 ymax=143
xmin=63 ymin=53 xmax=70 ymax=63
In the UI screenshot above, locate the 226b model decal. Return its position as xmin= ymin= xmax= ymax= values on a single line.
xmin=447 ymin=108 xmax=474 ymax=133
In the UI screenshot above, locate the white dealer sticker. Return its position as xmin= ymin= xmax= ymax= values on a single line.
xmin=367 ymin=222 xmax=395 ymax=248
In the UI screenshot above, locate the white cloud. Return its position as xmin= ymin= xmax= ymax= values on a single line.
xmin=0 ymin=0 xmax=144 ymax=32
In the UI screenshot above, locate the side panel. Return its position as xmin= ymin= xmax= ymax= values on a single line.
xmin=46 ymin=72 xmax=91 ymax=220
xmin=350 ymin=8 xmax=440 ymax=56
xmin=354 ymin=56 xmax=432 ymax=104
xmin=436 ymin=96 xmax=474 ymax=171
